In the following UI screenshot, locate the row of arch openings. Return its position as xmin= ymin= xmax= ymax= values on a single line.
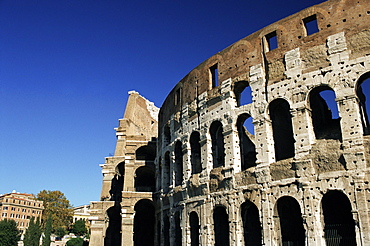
xmin=187 ymin=191 xmax=356 ymax=246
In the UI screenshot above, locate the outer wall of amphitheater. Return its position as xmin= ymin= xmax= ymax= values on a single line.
xmin=90 ymin=0 xmax=370 ymax=245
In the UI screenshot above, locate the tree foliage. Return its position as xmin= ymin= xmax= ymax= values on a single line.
xmin=55 ymin=227 xmax=67 ymax=238
xmin=37 ymin=190 xmax=73 ymax=230
xmin=42 ymin=214 xmax=52 ymax=246
xmin=72 ymin=219 xmax=87 ymax=236
xmin=0 ymin=219 xmax=20 ymax=246
xmin=23 ymin=217 xmax=42 ymax=246
xmin=66 ymin=237 xmax=87 ymax=246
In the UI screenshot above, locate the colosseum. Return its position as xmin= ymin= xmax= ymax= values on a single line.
xmin=89 ymin=0 xmax=370 ymax=245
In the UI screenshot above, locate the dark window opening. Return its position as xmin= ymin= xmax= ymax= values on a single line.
xmin=265 ymin=31 xmax=278 ymax=51
xmin=104 ymin=204 xmax=122 ymax=246
xmin=109 ymin=162 xmax=124 ymax=202
xmin=133 ymin=199 xmax=155 ymax=246
xmin=322 ymin=190 xmax=356 ymax=245
xmin=164 ymin=124 xmax=171 ymax=146
xmin=136 ymin=144 xmax=156 ymax=163
xmin=210 ymin=121 xmax=226 ymax=168
xmin=303 ymin=15 xmax=319 ymax=36
xmin=174 ymin=141 xmax=183 ymax=186
xmin=237 ymin=114 xmax=256 ymax=171
xmin=275 ymin=196 xmax=305 ymax=246
xmin=163 ymin=213 xmax=170 ymax=246
xmin=309 ymin=86 xmax=342 ymax=140
xmin=213 ymin=206 xmax=230 ymax=246
xmin=157 ymin=159 xmax=162 ymax=190
xmin=174 ymin=211 xmax=182 ymax=246
xmin=135 ymin=166 xmax=155 ymax=192
xmin=190 ymin=132 xmax=202 ymax=174
xmin=269 ymin=99 xmax=295 ymax=161
xmin=210 ymin=64 xmax=219 ymax=88
xmin=357 ymin=74 xmax=370 ymax=135
xmin=163 ymin=152 xmax=171 ymax=193
xmin=234 ymin=81 xmax=253 ymax=106
xmin=190 ymin=212 xmax=200 ymax=246
xmin=175 ymin=88 xmax=181 ymax=106
xmin=241 ymin=201 xmax=262 ymax=246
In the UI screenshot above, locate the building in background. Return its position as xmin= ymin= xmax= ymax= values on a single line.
xmin=0 ymin=192 xmax=44 ymax=234
xmin=73 ymin=205 xmax=90 ymax=223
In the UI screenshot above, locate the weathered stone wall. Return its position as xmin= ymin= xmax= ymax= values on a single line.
xmin=90 ymin=0 xmax=370 ymax=245
xmin=157 ymin=0 xmax=370 ymax=245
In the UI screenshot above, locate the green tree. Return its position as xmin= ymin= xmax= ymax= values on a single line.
xmin=37 ymin=190 xmax=73 ymax=231
xmin=72 ymin=219 xmax=87 ymax=236
xmin=42 ymin=214 xmax=52 ymax=246
xmin=66 ymin=237 xmax=86 ymax=246
xmin=0 ymin=219 xmax=20 ymax=246
xmin=23 ymin=217 xmax=42 ymax=246
xmin=55 ymin=227 xmax=67 ymax=238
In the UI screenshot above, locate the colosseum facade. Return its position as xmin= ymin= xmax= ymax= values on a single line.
xmin=89 ymin=0 xmax=370 ymax=245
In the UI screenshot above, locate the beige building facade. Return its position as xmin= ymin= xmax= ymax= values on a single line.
xmin=0 ymin=192 xmax=44 ymax=234
xmin=90 ymin=0 xmax=370 ymax=245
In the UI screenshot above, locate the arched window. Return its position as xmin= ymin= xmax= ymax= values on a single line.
xmin=210 ymin=121 xmax=226 ymax=168
xmin=109 ymin=162 xmax=124 ymax=202
xmin=190 ymin=132 xmax=202 ymax=174
xmin=133 ymin=199 xmax=155 ymax=246
xmin=213 ymin=206 xmax=229 ymax=246
xmin=164 ymin=124 xmax=171 ymax=146
xmin=309 ymin=86 xmax=341 ymax=140
xmin=322 ymin=190 xmax=356 ymax=245
xmin=163 ymin=213 xmax=170 ymax=246
xmin=104 ymin=204 xmax=122 ymax=246
xmin=356 ymin=73 xmax=370 ymax=135
xmin=136 ymin=145 xmax=156 ymax=162
xmin=174 ymin=211 xmax=182 ymax=246
xmin=275 ymin=196 xmax=305 ymax=246
xmin=163 ymin=152 xmax=171 ymax=193
xmin=174 ymin=141 xmax=183 ymax=186
xmin=189 ymin=212 xmax=200 ymax=246
xmin=135 ymin=166 xmax=155 ymax=192
xmin=241 ymin=201 xmax=262 ymax=246
xmin=237 ymin=114 xmax=256 ymax=170
xmin=269 ymin=99 xmax=295 ymax=161
xmin=234 ymin=81 xmax=253 ymax=106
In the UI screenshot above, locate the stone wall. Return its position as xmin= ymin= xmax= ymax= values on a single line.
xmin=90 ymin=0 xmax=370 ymax=245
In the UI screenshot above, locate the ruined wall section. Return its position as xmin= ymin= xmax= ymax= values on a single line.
xmin=157 ymin=0 xmax=370 ymax=245
xmin=90 ymin=91 xmax=159 ymax=246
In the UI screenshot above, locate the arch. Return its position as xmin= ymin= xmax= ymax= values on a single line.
xmin=237 ymin=114 xmax=256 ymax=170
xmin=135 ymin=166 xmax=155 ymax=192
xmin=104 ymin=204 xmax=122 ymax=246
xmin=109 ymin=162 xmax=124 ymax=202
xmin=322 ymin=190 xmax=356 ymax=245
xmin=163 ymin=213 xmax=170 ymax=246
xmin=174 ymin=211 xmax=182 ymax=246
xmin=269 ymin=99 xmax=295 ymax=161
xmin=213 ymin=206 xmax=230 ymax=246
xmin=133 ymin=199 xmax=155 ymax=246
xmin=164 ymin=124 xmax=171 ymax=146
xmin=309 ymin=86 xmax=342 ymax=140
xmin=356 ymin=73 xmax=370 ymax=135
xmin=136 ymin=145 xmax=156 ymax=162
xmin=163 ymin=152 xmax=171 ymax=193
xmin=241 ymin=201 xmax=262 ymax=246
xmin=274 ymin=196 xmax=305 ymax=246
xmin=189 ymin=211 xmax=200 ymax=246
xmin=210 ymin=121 xmax=226 ymax=168
xmin=190 ymin=131 xmax=202 ymax=174
xmin=234 ymin=81 xmax=253 ymax=106
xmin=174 ymin=141 xmax=183 ymax=186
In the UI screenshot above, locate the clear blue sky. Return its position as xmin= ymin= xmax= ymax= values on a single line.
xmin=0 ymin=0 xmax=326 ymax=206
